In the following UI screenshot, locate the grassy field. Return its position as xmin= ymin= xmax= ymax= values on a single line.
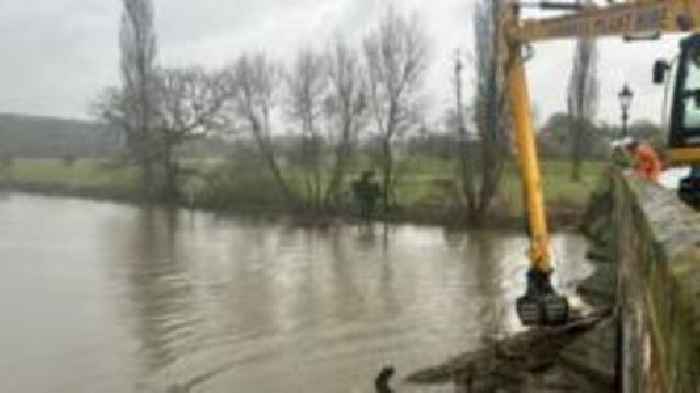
xmin=0 ymin=158 xmax=140 ymax=194
xmin=389 ymin=157 xmax=604 ymax=214
xmin=0 ymin=157 xmax=604 ymax=219
xmin=502 ymin=160 xmax=604 ymax=213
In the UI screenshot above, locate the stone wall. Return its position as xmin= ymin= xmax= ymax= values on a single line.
xmin=613 ymin=172 xmax=700 ymax=392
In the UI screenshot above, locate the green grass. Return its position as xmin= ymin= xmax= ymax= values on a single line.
xmin=0 ymin=156 xmax=605 ymax=219
xmin=501 ymin=160 xmax=604 ymax=213
xmin=1 ymin=158 xmax=140 ymax=193
xmin=388 ymin=158 xmax=604 ymax=214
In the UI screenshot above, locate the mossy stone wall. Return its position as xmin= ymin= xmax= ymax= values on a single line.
xmin=613 ymin=172 xmax=700 ymax=392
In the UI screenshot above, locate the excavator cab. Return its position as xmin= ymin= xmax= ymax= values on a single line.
xmin=666 ymin=34 xmax=700 ymax=151
xmin=656 ymin=34 xmax=700 ymax=205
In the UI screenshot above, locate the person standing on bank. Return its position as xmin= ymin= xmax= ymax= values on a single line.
xmin=352 ymin=170 xmax=382 ymax=220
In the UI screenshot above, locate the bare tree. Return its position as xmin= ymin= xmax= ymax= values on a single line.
xmin=152 ymin=67 xmax=231 ymax=199
xmin=453 ymin=51 xmax=477 ymax=215
xmin=324 ymin=38 xmax=366 ymax=209
xmin=118 ymin=0 xmax=159 ymax=198
xmin=567 ymin=0 xmax=599 ymax=182
xmin=285 ymin=48 xmax=328 ymax=210
xmin=467 ymin=0 xmax=509 ymax=221
xmin=227 ymin=53 xmax=297 ymax=206
xmin=363 ymin=7 xmax=428 ymax=211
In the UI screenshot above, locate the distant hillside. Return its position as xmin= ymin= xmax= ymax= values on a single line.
xmin=0 ymin=113 xmax=119 ymax=158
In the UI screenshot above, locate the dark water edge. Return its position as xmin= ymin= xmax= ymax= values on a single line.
xmin=0 ymin=181 xmax=582 ymax=231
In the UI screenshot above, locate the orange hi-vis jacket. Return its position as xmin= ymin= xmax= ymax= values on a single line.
xmin=633 ymin=143 xmax=662 ymax=182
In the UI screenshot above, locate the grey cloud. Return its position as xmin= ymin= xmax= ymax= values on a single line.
xmin=0 ymin=0 xmax=684 ymax=125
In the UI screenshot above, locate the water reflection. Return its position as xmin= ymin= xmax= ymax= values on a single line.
xmin=471 ymin=232 xmax=509 ymax=341
xmin=111 ymin=208 xmax=199 ymax=386
xmin=0 ymin=194 xmax=592 ymax=393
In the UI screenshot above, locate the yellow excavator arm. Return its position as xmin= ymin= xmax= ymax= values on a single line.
xmin=503 ymin=0 xmax=700 ymax=325
xmin=513 ymin=0 xmax=700 ymax=43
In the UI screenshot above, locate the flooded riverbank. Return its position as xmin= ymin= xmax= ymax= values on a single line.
xmin=0 ymin=192 xmax=592 ymax=393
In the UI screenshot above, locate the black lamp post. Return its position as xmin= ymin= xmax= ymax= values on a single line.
xmin=618 ymin=83 xmax=634 ymax=138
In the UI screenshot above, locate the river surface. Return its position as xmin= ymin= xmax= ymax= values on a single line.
xmin=0 ymin=193 xmax=593 ymax=393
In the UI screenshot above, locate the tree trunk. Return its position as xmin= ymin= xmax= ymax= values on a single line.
xmin=382 ymin=137 xmax=393 ymax=212
xmin=477 ymin=160 xmax=504 ymax=218
xmin=138 ymin=134 xmax=155 ymax=201
xmin=313 ymin=135 xmax=322 ymax=211
xmin=302 ymin=134 xmax=314 ymax=207
xmin=454 ymin=54 xmax=478 ymax=221
xmin=325 ymin=117 xmax=353 ymax=209
xmin=142 ymin=158 xmax=154 ymax=200
xmin=459 ymin=132 xmax=478 ymax=219
xmin=571 ymin=118 xmax=584 ymax=182
xmin=264 ymin=144 xmax=297 ymax=207
xmin=162 ymin=142 xmax=178 ymax=202
xmin=476 ymin=127 xmax=506 ymax=221
xmin=325 ymin=143 xmax=349 ymax=207
xmin=251 ymin=119 xmax=298 ymax=208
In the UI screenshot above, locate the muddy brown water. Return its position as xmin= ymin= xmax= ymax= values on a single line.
xmin=0 ymin=193 xmax=593 ymax=393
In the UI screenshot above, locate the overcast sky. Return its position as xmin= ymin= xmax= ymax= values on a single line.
xmin=0 ymin=0 xmax=686 ymax=126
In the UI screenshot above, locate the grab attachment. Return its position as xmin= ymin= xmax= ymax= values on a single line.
xmin=516 ymin=269 xmax=569 ymax=326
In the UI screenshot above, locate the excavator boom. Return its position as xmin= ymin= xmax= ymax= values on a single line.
xmin=502 ymin=0 xmax=700 ymax=326
xmin=513 ymin=0 xmax=699 ymax=42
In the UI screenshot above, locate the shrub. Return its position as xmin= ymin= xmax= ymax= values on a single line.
xmin=0 ymin=154 xmax=14 ymax=168
xmin=62 ymin=154 xmax=77 ymax=167
xmin=198 ymin=158 xmax=292 ymax=210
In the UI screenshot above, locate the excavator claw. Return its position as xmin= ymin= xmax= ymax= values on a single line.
xmin=516 ymin=295 xmax=543 ymax=326
xmin=516 ymin=269 xmax=568 ymax=326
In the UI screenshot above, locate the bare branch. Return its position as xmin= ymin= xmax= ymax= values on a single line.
xmin=468 ymin=0 xmax=509 ymax=218
xmin=154 ymin=67 xmax=231 ymax=141
xmin=362 ymin=7 xmax=429 ymax=209
xmin=324 ymin=37 xmax=367 ymax=206
xmin=223 ymin=53 xmax=297 ymax=206
xmin=284 ymin=47 xmax=328 ymax=209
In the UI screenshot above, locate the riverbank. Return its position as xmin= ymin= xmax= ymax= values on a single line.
xmin=0 ymin=158 xmax=603 ymax=229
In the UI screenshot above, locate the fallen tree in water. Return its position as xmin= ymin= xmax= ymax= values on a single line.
xmin=405 ymin=307 xmax=615 ymax=392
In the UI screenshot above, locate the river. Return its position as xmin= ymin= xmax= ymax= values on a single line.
xmin=0 ymin=193 xmax=593 ymax=393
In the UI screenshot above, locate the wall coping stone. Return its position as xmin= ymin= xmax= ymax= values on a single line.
xmin=622 ymin=174 xmax=700 ymax=262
